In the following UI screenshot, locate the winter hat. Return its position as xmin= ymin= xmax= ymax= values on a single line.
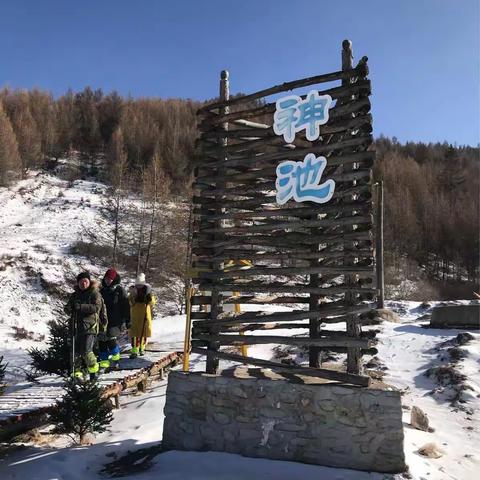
xmin=135 ymin=273 xmax=146 ymax=284
xmin=76 ymin=271 xmax=91 ymax=282
xmin=104 ymin=268 xmax=117 ymax=282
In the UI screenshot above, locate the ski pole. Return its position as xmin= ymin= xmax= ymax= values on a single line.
xmin=140 ymin=312 xmax=147 ymax=352
xmin=71 ymin=311 xmax=76 ymax=377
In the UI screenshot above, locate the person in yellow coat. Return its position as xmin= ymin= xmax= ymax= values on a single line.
xmin=128 ymin=273 xmax=156 ymax=358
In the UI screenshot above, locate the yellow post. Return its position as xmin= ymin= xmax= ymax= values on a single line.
xmin=183 ymin=287 xmax=194 ymax=372
xmin=234 ymin=291 xmax=248 ymax=357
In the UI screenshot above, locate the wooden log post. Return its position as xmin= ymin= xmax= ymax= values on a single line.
xmin=376 ymin=181 xmax=385 ymax=309
xmin=341 ymin=39 xmax=362 ymax=375
xmin=137 ymin=377 xmax=148 ymax=393
xmin=308 ymin=192 xmax=321 ymax=366
xmin=206 ymin=70 xmax=229 ymax=374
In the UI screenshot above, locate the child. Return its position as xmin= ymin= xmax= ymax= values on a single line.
xmin=128 ymin=273 xmax=156 ymax=358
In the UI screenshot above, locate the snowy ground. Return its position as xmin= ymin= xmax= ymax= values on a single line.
xmin=376 ymin=303 xmax=480 ymax=480
xmin=0 ymin=170 xmax=479 ymax=479
xmin=2 ymin=306 xmax=478 ymax=480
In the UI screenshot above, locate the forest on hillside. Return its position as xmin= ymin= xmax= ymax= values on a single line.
xmin=0 ymin=87 xmax=478 ymax=298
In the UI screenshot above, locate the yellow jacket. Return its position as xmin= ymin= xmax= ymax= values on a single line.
xmin=128 ymin=288 xmax=156 ymax=338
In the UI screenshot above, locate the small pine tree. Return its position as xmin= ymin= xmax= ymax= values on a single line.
xmin=0 ymin=355 xmax=7 ymax=384
xmin=51 ymin=378 xmax=113 ymax=444
xmin=29 ymin=319 xmax=71 ymax=376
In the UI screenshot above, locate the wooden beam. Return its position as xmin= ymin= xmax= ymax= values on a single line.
xmin=194 ymin=283 xmax=377 ymax=296
xmin=191 ymin=347 xmax=371 ymax=386
xmin=191 ymin=303 xmax=373 ymax=325
xmin=197 ymin=64 xmax=368 ymax=113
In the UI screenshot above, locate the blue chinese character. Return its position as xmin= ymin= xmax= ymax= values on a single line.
xmin=275 ymin=154 xmax=335 ymax=205
xmin=296 ymin=91 xmax=331 ymax=142
xmin=273 ymin=97 xmax=299 ymax=144
xmin=273 ymin=91 xmax=332 ymax=143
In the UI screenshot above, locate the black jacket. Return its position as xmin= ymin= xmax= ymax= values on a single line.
xmin=100 ymin=274 xmax=130 ymax=329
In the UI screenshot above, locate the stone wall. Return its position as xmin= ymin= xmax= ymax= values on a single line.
xmin=162 ymin=370 xmax=406 ymax=473
xmin=430 ymin=305 xmax=480 ymax=328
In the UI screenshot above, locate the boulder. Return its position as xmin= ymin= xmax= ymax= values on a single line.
xmin=417 ymin=443 xmax=444 ymax=459
xmin=410 ymin=406 xmax=431 ymax=432
xmin=362 ymin=309 xmax=401 ymax=325
xmin=430 ymin=305 xmax=480 ymax=329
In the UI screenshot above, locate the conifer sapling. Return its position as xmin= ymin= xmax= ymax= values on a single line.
xmin=29 ymin=318 xmax=71 ymax=376
xmin=0 ymin=355 xmax=7 ymax=385
xmin=50 ymin=378 xmax=113 ymax=444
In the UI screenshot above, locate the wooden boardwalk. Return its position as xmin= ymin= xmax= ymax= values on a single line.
xmin=0 ymin=349 xmax=180 ymax=440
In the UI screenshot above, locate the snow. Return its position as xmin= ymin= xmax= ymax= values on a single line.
xmin=376 ymin=305 xmax=480 ymax=480
xmin=2 ymin=380 xmax=387 ymax=480
xmin=1 ymin=170 xmax=479 ymax=479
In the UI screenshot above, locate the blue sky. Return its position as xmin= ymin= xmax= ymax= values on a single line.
xmin=0 ymin=0 xmax=478 ymax=146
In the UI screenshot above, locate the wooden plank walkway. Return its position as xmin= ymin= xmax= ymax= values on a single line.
xmin=0 ymin=349 xmax=180 ymax=439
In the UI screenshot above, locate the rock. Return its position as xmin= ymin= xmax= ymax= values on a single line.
xmin=417 ymin=442 xmax=444 ymax=459
xmin=376 ymin=309 xmax=401 ymax=323
xmin=448 ymin=346 xmax=467 ymax=361
xmin=317 ymin=399 xmax=336 ymax=412
xmin=425 ymin=365 xmax=466 ymax=387
xmin=455 ymin=332 xmax=475 ymax=346
xmin=410 ymin=406 xmax=431 ymax=432
xmin=365 ymin=356 xmax=388 ymax=371
xmin=213 ymin=412 xmax=231 ymax=425
xmin=361 ymin=308 xmax=401 ymax=325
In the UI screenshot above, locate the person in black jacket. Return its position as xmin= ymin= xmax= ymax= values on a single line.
xmin=98 ymin=268 xmax=130 ymax=370
xmin=65 ymin=271 xmax=106 ymax=380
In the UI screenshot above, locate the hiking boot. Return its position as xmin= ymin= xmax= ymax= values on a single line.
xmin=99 ymin=359 xmax=110 ymax=370
xmin=139 ymin=349 xmax=145 ymax=356
xmin=129 ymin=352 xmax=138 ymax=359
xmin=90 ymin=372 xmax=98 ymax=381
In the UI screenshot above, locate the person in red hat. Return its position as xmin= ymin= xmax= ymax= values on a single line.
xmin=98 ymin=268 xmax=130 ymax=370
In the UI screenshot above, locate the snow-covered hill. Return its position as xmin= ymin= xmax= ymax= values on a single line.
xmin=0 ymin=168 xmax=112 ymax=383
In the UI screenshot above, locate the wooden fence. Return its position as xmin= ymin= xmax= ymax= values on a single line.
xmin=188 ymin=40 xmax=377 ymax=387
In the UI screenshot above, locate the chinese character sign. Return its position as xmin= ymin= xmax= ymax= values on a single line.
xmin=275 ymin=154 xmax=335 ymax=205
xmin=273 ymin=90 xmax=332 ymax=143
xmin=273 ymin=89 xmax=335 ymax=205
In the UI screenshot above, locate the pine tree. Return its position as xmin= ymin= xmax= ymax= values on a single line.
xmin=74 ymin=87 xmax=101 ymax=160
xmin=0 ymin=102 xmax=21 ymax=185
xmin=29 ymin=318 xmax=71 ymax=376
xmin=0 ymin=355 xmax=7 ymax=385
xmin=7 ymin=92 xmax=42 ymax=173
xmin=55 ymin=89 xmax=76 ymax=158
xmin=28 ymin=88 xmax=58 ymax=161
xmin=50 ymin=378 xmax=113 ymax=444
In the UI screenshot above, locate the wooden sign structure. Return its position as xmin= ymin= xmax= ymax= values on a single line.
xmin=188 ymin=40 xmax=377 ymax=387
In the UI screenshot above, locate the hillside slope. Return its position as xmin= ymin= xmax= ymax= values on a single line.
xmin=0 ymin=168 xmax=112 ymax=382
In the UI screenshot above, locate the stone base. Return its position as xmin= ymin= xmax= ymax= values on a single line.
xmin=430 ymin=305 xmax=480 ymax=328
xmin=162 ymin=369 xmax=406 ymax=473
